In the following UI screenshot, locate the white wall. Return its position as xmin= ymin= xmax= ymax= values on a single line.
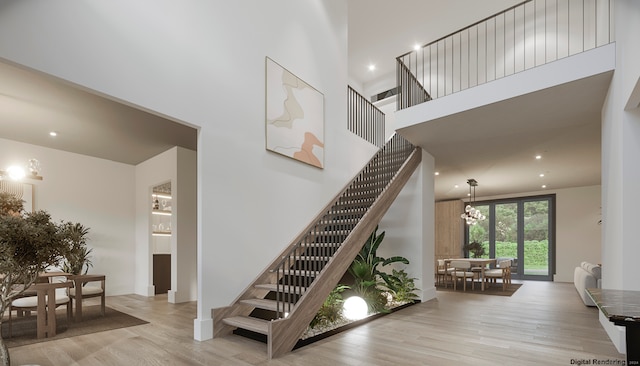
xmin=173 ymin=147 xmax=197 ymax=303
xmin=601 ymin=0 xmax=640 ymax=292
xmin=378 ymin=151 xmax=434 ymax=303
xmin=598 ymin=1 xmax=640 ymax=352
xmin=0 ymin=137 xmax=136 ymax=295
xmin=0 ymin=0 xmax=397 ymax=341
xmin=554 ymin=185 xmax=602 ymax=282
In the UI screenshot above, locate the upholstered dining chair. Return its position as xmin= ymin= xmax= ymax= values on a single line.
xmin=450 ymin=260 xmax=475 ymax=291
xmin=68 ymin=274 xmax=105 ymax=321
xmin=484 ymin=259 xmax=512 ymax=291
xmin=436 ymin=259 xmax=454 ymax=287
xmin=8 ymin=280 xmax=72 ymax=338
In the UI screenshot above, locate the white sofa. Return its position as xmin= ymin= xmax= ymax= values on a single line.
xmin=573 ymin=261 xmax=601 ymax=306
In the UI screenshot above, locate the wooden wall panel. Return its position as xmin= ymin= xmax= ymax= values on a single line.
xmin=435 ymin=200 xmax=464 ymax=261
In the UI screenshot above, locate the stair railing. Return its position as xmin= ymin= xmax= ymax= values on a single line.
xmin=272 ymin=133 xmax=415 ymax=318
xmin=397 ymin=0 xmax=614 ymax=109
xmin=347 ymin=86 xmax=386 ymax=148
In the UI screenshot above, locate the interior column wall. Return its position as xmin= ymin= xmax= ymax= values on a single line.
xmin=601 ymin=0 xmax=640 ymax=292
xmin=599 ymin=0 xmax=640 ymax=353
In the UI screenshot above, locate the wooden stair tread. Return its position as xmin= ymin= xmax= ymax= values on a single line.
xmin=222 ymin=316 xmax=270 ymax=335
xmin=255 ymin=283 xmax=306 ymax=294
xmin=240 ymin=298 xmax=281 ymax=311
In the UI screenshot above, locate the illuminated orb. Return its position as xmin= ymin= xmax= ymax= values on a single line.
xmin=343 ymin=296 xmax=368 ymax=320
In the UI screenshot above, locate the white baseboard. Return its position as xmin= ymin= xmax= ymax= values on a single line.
xmin=421 ymin=286 xmax=437 ymax=302
xmin=193 ymin=317 xmax=213 ymax=341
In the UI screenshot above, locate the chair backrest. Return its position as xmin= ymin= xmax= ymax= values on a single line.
xmin=498 ymin=260 xmax=512 ymax=269
xmin=437 ymin=259 xmax=445 ymax=267
xmin=449 ymin=260 xmax=471 ymax=270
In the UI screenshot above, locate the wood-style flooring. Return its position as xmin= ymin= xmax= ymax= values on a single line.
xmin=8 ymin=281 xmax=625 ymax=365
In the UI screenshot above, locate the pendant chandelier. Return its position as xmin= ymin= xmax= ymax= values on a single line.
xmin=460 ymin=178 xmax=485 ymax=225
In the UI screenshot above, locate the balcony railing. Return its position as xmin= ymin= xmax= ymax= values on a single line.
xmin=397 ymin=0 xmax=614 ymax=110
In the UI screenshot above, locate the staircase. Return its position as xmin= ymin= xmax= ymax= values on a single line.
xmin=212 ymin=133 xmax=421 ymax=359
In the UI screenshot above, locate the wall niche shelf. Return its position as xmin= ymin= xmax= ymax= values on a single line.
xmin=151 ymin=185 xmax=172 ymax=239
xmin=152 ymin=210 xmax=172 ymax=216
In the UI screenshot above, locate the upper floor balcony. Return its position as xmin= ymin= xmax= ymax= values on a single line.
xmin=393 ymin=0 xmax=616 ymax=199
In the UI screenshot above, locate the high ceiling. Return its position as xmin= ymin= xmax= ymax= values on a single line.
xmin=1 ymin=1 xmax=608 ymax=202
xmin=347 ymin=0 xmax=608 ymax=201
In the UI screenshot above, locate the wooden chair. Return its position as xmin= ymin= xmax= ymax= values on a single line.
xmin=69 ymin=274 xmax=105 ymax=321
xmin=8 ymin=281 xmax=72 ymax=338
xmin=450 ymin=260 xmax=475 ymax=291
xmin=436 ymin=259 xmax=454 ymax=287
xmin=484 ymin=259 xmax=512 ymax=291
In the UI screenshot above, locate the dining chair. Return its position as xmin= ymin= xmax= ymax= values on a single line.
xmin=449 ymin=260 xmax=475 ymax=291
xmin=8 ymin=280 xmax=72 ymax=338
xmin=484 ymin=259 xmax=512 ymax=291
xmin=436 ymin=259 xmax=454 ymax=287
xmin=68 ymin=274 xmax=106 ymax=320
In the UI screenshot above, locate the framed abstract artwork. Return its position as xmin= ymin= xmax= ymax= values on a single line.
xmin=265 ymin=57 xmax=325 ymax=168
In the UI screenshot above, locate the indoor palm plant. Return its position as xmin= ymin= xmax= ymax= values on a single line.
xmin=348 ymin=226 xmax=410 ymax=313
xmin=60 ymin=221 xmax=92 ymax=275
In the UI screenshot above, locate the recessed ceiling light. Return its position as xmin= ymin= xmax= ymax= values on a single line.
xmin=414 ymin=44 xmax=421 ymax=51
xmin=539 ymin=173 xmax=545 ymax=177
xmin=368 ymin=64 xmax=376 ymax=71
xmin=454 ymin=184 xmax=459 ymax=188
xmin=49 ymin=131 xmax=58 ymax=137
xmin=542 ymin=184 xmax=547 ymax=189
xmin=434 ymin=171 xmax=440 ymax=176
xmin=535 ymin=155 xmax=542 ymax=160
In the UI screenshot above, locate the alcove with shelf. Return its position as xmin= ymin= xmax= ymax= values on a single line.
xmin=151 ymin=182 xmax=172 ymax=295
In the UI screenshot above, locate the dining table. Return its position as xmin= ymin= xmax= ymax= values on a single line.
xmin=444 ymin=258 xmax=497 ymax=291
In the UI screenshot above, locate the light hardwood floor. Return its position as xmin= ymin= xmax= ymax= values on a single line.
xmin=9 ymin=281 xmax=625 ymax=365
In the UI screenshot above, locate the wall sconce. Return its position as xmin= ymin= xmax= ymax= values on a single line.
xmin=0 ymin=159 xmax=43 ymax=181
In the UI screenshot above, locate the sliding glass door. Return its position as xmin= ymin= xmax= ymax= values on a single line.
xmin=466 ymin=195 xmax=555 ymax=280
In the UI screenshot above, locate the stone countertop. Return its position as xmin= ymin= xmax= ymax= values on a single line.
xmin=587 ymin=288 xmax=640 ymax=324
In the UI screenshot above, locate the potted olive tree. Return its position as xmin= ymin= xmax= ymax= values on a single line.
xmin=0 ymin=192 xmax=69 ymax=366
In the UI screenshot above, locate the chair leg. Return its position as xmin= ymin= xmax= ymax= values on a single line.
xmin=8 ymin=306 xmax=12 ymax=338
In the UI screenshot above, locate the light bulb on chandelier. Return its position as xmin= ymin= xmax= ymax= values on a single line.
xmin=460 ymin=178 xmax=486 ymax=225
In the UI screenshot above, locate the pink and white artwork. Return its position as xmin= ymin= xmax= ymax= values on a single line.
xmin=265 ymin=57 xmax=324 ymax=168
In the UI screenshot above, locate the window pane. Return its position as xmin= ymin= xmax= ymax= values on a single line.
xmin=523 ymin=200 xmax=549 ymax=276
xmin=495 ymin=202 xmax=518 ymax=273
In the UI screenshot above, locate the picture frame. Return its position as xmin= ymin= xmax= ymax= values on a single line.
xmin=265 ymin=57 xmax=325 ymax=168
